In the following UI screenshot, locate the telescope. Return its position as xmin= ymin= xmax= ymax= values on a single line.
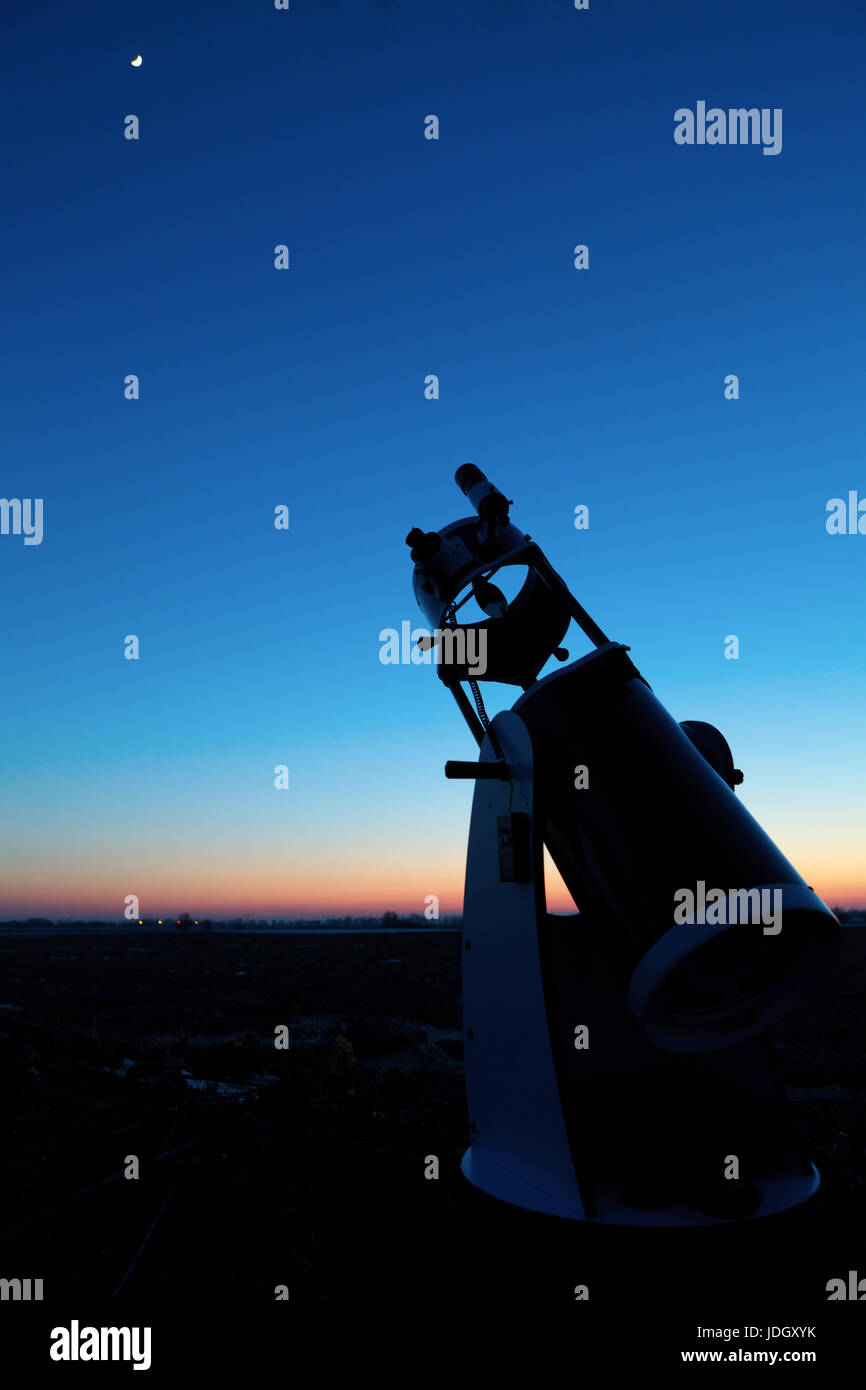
xmin=406 ymin=467 xmax=840 ymax=1224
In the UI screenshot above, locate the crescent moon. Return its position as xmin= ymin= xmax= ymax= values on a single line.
xmin=131 ymin=55 xmax=142 ymax=67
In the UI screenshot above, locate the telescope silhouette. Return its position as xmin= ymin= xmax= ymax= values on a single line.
xmin=406 ymin=467 xmax=840 ymax=1224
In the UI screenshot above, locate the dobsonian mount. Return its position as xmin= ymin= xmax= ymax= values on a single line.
xmin=406 ymin=466 xmax=840 ymax=1225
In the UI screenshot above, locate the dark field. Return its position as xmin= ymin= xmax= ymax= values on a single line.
xmin=0 ymin=927 xmax=864 ymax=1355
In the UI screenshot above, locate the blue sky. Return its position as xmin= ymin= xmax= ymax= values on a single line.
xmin=2 ymin=0 xmax=864 ymax=917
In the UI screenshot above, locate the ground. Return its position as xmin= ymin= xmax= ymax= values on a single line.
xmin=0 ymin=926 xmax=863 ymax=1356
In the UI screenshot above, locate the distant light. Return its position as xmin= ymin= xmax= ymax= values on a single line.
xmin=131 ymin=55 xmax=142 ymax=67
xmin=158 ymin=919 xmax=162 ymax=924
xmin=194 ymin=921 xmax=198 ymax=925
xmin=138 ymin=920 xmax=143 ymax=925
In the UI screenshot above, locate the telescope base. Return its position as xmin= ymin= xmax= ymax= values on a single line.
xmin=460 ymin=709 xmax=826 ymax=1231
xmin=589 ymin=1166 xmax=821 ymax=1226
xmin=460 ymin=1148 xmax=820 ymax=1227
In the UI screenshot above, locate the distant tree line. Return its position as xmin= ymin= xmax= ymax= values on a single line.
xmin=0 ymin=912 xmax=463 ymax=929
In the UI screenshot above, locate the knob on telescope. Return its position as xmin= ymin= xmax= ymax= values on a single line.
xmin=405 ymin=528 xmax=441 ymax=563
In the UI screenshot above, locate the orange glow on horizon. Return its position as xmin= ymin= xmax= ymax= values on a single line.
xmin=2 ymin=845 xmax=865 ymax=920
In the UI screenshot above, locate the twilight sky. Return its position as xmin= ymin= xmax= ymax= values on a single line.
xmin=1 ymin=0 xmax=864 ymax=919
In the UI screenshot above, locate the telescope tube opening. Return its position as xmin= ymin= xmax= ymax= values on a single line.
xmin=627 ymin=893 xmax=841 ymax=1052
